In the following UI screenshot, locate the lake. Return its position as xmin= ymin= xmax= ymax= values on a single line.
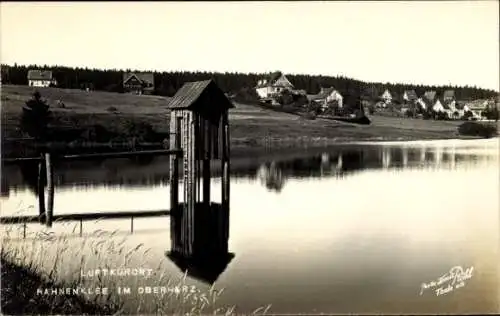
xmin=1 ymin=138 xmax=499 ymax=314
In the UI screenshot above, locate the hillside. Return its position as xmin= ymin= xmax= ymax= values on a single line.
xmin=0 ymin=85 xmax=476 ymax=155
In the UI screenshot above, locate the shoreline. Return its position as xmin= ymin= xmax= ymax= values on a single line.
xmin=0 ymin=134 xmax=491 ymax=162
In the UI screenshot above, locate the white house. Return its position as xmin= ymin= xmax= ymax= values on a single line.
xmin=434 ymin=99 xmax=462 ymax=118
xmin=27 ymin=70 xmax=57 ymax=87
xmin=403 ymin=90 xmax=418 ymax=103
xmin=433 ymin=99 xmax=445 ymax=112
xmin=308 ymin=87 xmax=343 ymax=111
xmin=255 ymin=71 xmax=294 ymax=99
xmin=417 ymin=90 xmax=436 ymax=111
xmin=380 ymin=89 xmax=392 ymax=105
xmin=466 ymin=99 xmax=492 ymax=118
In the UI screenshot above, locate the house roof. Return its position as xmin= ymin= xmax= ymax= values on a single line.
xmin=167 ymin=79 xmax=234 ymax=111
xmin=419 ymin=97 xmax=434 ymax=108
xmin=123 ymin=72 xmax=154 ymax=85
xmin=381 ymin=89 xmax=392 ymax=97
xmin=465 ymin=99 xmax=495 ymax=110
xmin=443 ymin=90 xmax=455 ymax=99
xmin=27 ymin=70 xmax=53 ymax=81
xmin=404 ymin=90 xmax=418 ymax=101
xmin=256 ymin=71 xmax=289 ymax=88
xmin=423 ymin=90 xmax=436 ymax=101
xmin=310 ymin=87 xmax=341 ymax=100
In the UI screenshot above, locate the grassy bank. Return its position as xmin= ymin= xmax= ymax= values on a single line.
xmin=1 ymin=256 xmax=118 ymax=315
xmin=1 ymin=223 xmax=271 ymax=315
xmin=2 ymin=84 xmax=496 ymax=158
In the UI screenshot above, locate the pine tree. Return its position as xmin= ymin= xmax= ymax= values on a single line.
xmin=20 ymin=91 xmax=52 ymax=141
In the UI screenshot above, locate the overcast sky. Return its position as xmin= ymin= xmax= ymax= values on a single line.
xmin=1 ymin=1 xmax=498 ymax=90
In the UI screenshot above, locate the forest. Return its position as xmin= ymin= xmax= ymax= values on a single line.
xmin=1 ymin=63 xmax=497 ymax=102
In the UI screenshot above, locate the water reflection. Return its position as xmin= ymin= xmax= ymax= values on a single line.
xmin=257 ymin=162 xmax=285 ymax=192
xmin=1 ymin=140 xmax=497 ymax=194
xmin=0 ymin=139 xmax=498 ymax=314
xmin=167 ymin=203 xmax=234 ymax=284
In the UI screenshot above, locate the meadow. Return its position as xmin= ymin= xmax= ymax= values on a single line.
xmin=1 ymin=221 xmax=271 ymax=315
xmin=1 ymin=84 xmax=477 ymax=156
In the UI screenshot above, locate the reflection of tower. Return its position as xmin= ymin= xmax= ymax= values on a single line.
xmin=382 ymin=147 xmax=391 ymax=169
xmin=167 ymin=204 xmax=234 ymax=284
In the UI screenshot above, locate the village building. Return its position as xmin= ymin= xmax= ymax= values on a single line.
xmin=465 ymin=99 xmax=493 ymax=119
xmin=307 ymin=87 xmax=343 ymax=111
xmin=402 ymin=90 xmax=418 ymax=103
xmin=27 ymin=70 xmax=57 ymax=87
xmin=433 ymin=98 xmax=465 ymax=119
xmin=432 ymin=98 xmax=445 ymax=113
xmin=453 ymin=102 xmax=469 ymax=119
xmin=255 ymin=71 xmax=294 ymax=99
xmin=122 ymin=72 xmax=155 ymax=95
xmin=423 ymin=90 xmax=437 ymax=101
xmin=443 ymin=90 xmax=455 ymax=101
xmin=416 ymin=90 xmax=437 ymax=111
xmin=379 ymin=89 xmax=392 ymax=106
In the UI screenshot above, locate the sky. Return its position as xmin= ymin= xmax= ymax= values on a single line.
xmin=1 ymin=1 xmax=498 ymax=91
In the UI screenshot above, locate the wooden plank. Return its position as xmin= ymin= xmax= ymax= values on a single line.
xmin=3 ymin=149 xmax=182 ymax=164
xmin=45 ymin=153 xmax=54 ymax=227
xmin=0 ymin=209 xmax=171 ymax=224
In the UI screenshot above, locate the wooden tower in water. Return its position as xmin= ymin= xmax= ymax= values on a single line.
xmin=167 ymin=80 xmax=234 ymax=279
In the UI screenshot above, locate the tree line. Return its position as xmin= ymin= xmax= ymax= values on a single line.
xmin=1 ymin=63 xmax=497 ymax=101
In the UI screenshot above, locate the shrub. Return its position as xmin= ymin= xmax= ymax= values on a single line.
xmin=463 ymin=111 xmax=474 ymax=120
xmin=302 ymin=112 xmax=317 ymax=120
xmin=233 ymin=87 xmax=260 ymax=105
xmin=458 ymin=122 xmax=498 ymax=138
xmin=107 ymin=106 xmax=118 ymax=113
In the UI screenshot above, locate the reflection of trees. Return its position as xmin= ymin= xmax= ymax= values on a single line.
xmin=18 ymin=162 xmax=42 ymax=195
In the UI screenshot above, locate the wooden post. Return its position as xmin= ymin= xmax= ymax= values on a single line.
xmin=38 ymin=157 xmax=46 ymax=224
xmin=221 ymin=112 xmax=230 ymax=211
xmin=203 ymin=119 xmax=210 ymax=208
xmin=45 ymin=153 xmax=54 ymax=227
xmin=131 ymin=216 xmax=134 ymax=233
xmin=203 ymin=158 xmax=210 ymax=207
xmin=170 ymin=117 xmax=181 ymax=213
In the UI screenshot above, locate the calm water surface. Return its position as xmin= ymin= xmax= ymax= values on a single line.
xmin=1 ymin=138 xmax=499 ymax=314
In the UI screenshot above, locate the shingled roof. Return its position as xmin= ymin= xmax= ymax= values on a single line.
xmin=309 ymin=87 xmax=341 ymax=101
xmin=123 ymin=72 xmax=154 ymax=86
xmin=443 ymin=90 xmax=455 ymax=99
xmin=404 ymin=90 xmax=418 ymax=101
xmin=27 ymin=70 xmax=53 ymax=81
xmin=167 ymin=80 xmax=234 ymax=111
xmin=423 ymin=90 xmax=436 ymax=101
xmin=256 ymin=71 xmax=287 ymax=88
